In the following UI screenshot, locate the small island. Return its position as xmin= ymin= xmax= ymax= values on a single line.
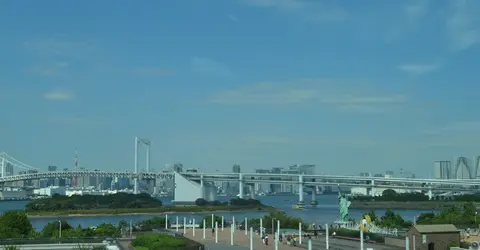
xmin=25 ymin=193 xmax=272 ymax=217
xmin=350 ymin=189 xmax=480 ymax=210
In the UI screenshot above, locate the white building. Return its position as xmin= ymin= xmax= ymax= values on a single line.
xmin=350 ymin=187 xmax=414 ymax=196
xmin=33 ymin=186 xmax=66 ymax=196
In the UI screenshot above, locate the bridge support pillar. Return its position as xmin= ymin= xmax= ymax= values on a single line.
xmin=200 ymin=175 xmax=205 ymax=199
xmin=370 ymin=180 xmax=375 ymax=197
xmin=249 ymin=184 xmax=255 ymax=199
xmin=311 ymin=186 xmax=318 ymax=206
xmin=297 ymin=175 xmax=304 ymax=206
xmin=239 ymin=173 xmax=244 ymax=199
xmin=0 ymin=153 xmax=4 ymax=178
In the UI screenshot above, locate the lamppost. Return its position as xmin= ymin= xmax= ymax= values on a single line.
xmin=59 ymin=220 xmax=62 ymax=239
xmin=271 ymin=217 xmax=276 ymax=236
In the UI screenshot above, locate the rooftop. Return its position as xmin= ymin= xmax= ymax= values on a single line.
xmin=412 ymin=224 xmax=460 ymax=233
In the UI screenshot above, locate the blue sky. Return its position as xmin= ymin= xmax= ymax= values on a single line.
xmin=1 ymin=0 xmax=479 ymax=177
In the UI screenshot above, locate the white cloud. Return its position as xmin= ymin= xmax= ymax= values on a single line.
xmin=446 ymin=0 xmax=480 ymax=51
xmin=29 ymin=62 xmax=69 ymax=76
xmin=397 ymin=63 xmax=440 ymax=75
xmin=385 ymin=0 xmax=429 ymax=42
xmin=209 ymin=78 xmax=406 ymax=112
xmin=240 ymin=0 xmax=348 ymax=23
xmin=191 ymin=57 xmax=232 ymax=77
xmin=43 ymin=90 xmax=74 ymax=101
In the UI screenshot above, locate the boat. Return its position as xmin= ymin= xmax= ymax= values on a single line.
xmin=292 ymin=204 xmax=305 ymax=210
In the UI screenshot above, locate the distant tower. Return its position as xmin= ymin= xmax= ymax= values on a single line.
xmin=73 ymin=150 xmax=79 ymax=186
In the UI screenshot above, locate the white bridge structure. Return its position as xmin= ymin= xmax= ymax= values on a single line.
xmin=3 ymin=148 xmax=480 ymax=204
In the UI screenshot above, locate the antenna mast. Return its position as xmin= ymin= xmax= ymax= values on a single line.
xmin=73 ymin=150 xmax=78 ymax=186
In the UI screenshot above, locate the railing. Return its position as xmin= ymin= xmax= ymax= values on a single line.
xmin=340 ymin=222 xmax=401 ymax=237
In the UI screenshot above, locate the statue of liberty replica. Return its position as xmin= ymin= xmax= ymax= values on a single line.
xmin=338 ymin=185 xmax=351 ymax=223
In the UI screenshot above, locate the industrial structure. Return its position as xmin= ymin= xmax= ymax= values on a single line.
xmin=433 ymin=156 xmax=480 ymax=180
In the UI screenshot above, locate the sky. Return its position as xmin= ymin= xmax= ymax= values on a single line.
xmin=0 ymin=0 xmax=479 ymax=177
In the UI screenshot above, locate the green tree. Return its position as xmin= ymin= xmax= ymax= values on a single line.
xmin=41 ymin=220 xmax=73 ymax=237
xmin=0 ymin=210 xmax=33 ymax=238
xmin=364 ymin=210 xmax=378 ymax=224
xmin=199 ymin=215 xmax=223 ymax=228
xmin=382 ymin=189 xmax=397 ymax=198
xmin=94 ymin=223 xmax=120 ymax=237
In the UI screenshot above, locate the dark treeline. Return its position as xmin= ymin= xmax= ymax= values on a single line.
xmin=352 ymin=189 xmax=480 ymax=202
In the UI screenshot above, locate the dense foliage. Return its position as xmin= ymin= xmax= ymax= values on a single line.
xmin=0 ymin=210 xmax=34 ymax=238
xmin=0 ymin=210 xmax=122 ymax=239
xmin=416 ymin=202 xmax=477 ymax=226
xmin=261 ymin=211 xmax=307 ymax=232
xmin=132 ymin=234 xmax=200 ymax=250
xmin=195 ymin=198 xmax=263 ymax=207
xmin=194 ymin=198 xmax=226 ymax=206
xmin=353 ymin=189 xmax=480 ymax=202
xmin=25 ymin=193 xmax=162 ymax=211
xmin=198 ymin=215 xmax=224 ymax=228
xmin=364 ymin=209 xmax=412 ymax=228
xmin=332 ymin=228 xmax=385 ymax=243
xmin=136 ymin=217 xmax=169 ymax=231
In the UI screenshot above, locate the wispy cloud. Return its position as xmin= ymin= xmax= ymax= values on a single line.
xmin=209 ymin=78 xmax=406 ymax=113
xmin=446 ymin=0 xmax=480 ymax=52
xmin=133 ymin=68 xmax=174 ymax=76
xmin=240 ymin=0 xmax=348 ymax=23
xmin=29 ymin=62 xmax=69 ymax=76
xmin=385 ymin=0 xmax=429 ymax=42
xmin=397 ymin=63 xmax=440 ymax=75
xmin=191 ymin=57 xmax=233 ymax=77
xmin=43 ymin=90 xmax=75 ymax=101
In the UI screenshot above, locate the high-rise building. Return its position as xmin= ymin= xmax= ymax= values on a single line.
xmin=433 ymin=161 xmax=452 ymax=179
xmin=5 ymin=162 xmax=14 ymax=176
xmin=48 ymin=165 xmax=57 ymax=172
xmin=232 ymin=164 xmax=241 ymax=173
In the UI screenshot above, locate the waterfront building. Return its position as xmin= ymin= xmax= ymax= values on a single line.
xmin=34 ymin=186 xmax=66 ymax=196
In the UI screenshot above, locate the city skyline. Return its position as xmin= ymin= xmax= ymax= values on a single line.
xmin=1 ymin=1 xmax=479 ymax=177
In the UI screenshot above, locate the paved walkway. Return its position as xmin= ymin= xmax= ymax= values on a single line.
xmin=174 ymin=229 xmax=402 ymax=250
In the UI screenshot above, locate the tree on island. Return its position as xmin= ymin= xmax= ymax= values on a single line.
xmin=25 ymin=193 xmax=163 ymax=212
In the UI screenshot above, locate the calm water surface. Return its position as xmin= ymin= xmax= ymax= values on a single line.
xmin=0 ymin=195 xmax=435 ymax=230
